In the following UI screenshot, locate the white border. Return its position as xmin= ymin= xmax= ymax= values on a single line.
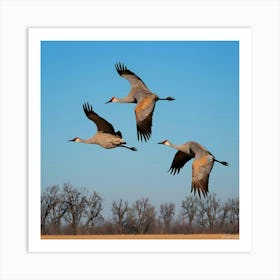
xmin=28 ymin=27 xmax=252 ymax=253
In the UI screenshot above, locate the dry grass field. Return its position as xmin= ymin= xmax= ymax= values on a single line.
xmin=41 ymin=234 xmax=239 ymax=240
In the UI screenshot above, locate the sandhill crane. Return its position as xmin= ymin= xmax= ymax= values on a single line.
xmin=105 ymin=63 xmax=175 ymax=142
xmin=69 ymin=102 xmax=137 ymax=151
xmin=158 ymin=140 xmax=229 ymax=197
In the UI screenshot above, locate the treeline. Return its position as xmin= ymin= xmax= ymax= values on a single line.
xmin=41 ymin=183 xmax=239 ymax=235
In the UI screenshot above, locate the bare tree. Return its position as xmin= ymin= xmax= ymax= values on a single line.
xmin=111 ymin=199 xmax=129 ymax=234
xmin=229 ymin=198 xmax=239 ymax=224
xmin=197 ymin=193 xmax=220 ymax=232
xmin=219 ymin=198 xmax=239 ymax=233
xmin=219 ymin=198 xmax=232 ymax=228
xmin=61 ymin=183 xmax=87 ymax=234
xmin=124 ymin=206 xmax=138 ymax=234
xmin=41 ymin=183 xmax=239 ymax=235
xmin=181 ymin=196 xmax=198 ymax=231
xmin=227 ymin=198 xmax=239 ymax=233
xmin=83 ymin=191 xmax=103 ymax=232
xmin=132 ymin=198 xmax=156 ymax=234
xmin=41 ymin=185 xmax=67 ymax=234
xmin=41 ymin=186 xmax=55 ymax=234
xmin=159 ymin=202 xmax=175 ymax=231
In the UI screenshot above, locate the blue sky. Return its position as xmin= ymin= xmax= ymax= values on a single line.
xmin=41 ymin=41 xmax=239 ymax=217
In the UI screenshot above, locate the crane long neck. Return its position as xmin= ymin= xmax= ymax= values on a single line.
xmin=166 ymin=141 xmax=180 ymax=151
xmin=166 ymin=141 xmax=192 ymax=156
xmin=115 ymin=96 xmax=135 ymax=103
xmin=79 ymin=137 xmax=95 ymax=144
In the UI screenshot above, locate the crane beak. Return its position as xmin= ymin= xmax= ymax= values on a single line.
xmin=105 ymin=97 xmax=114 ymax=104
xmin=105 ymin=96 xmax=115 ymax=104
xmin=68 ymin=137 xmax=77 ymax=142
xmin=157 ymin=139 xmax=168 ymax=145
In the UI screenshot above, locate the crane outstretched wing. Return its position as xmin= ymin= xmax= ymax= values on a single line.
xmin=168 ymin=151 xmax=193 ymax=175
xmin=115 ymin=62 xmax=149 ymax=92
xmin=191 ymin=154 xmax=214 ymax=197
xmin=83 ymin=103 xmax=116 ymax=134
xmin=134 ymin=94 xmax=157 ymax=142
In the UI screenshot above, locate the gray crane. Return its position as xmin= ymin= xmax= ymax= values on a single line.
xmin=158 ymin=140 xmax=229 ymax=197
xmin=105 ymin=63 xmax=175 ymax=142
xmin=69 ymin=102 xmax=137 ymax=151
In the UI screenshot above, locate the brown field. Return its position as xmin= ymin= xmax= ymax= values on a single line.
xmin=41 ymin=234 xmax=239 ymax=240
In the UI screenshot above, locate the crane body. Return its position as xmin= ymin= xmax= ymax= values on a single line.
xmin=158 ymin=140 xmax=228 ymax=197
xmin=106 ymin=63 xmax=175 ymax=142
xmin=69 ymin=102 xmax=137 ymax=151
xmin=72 ymin=131 xmax=126 ymax=149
